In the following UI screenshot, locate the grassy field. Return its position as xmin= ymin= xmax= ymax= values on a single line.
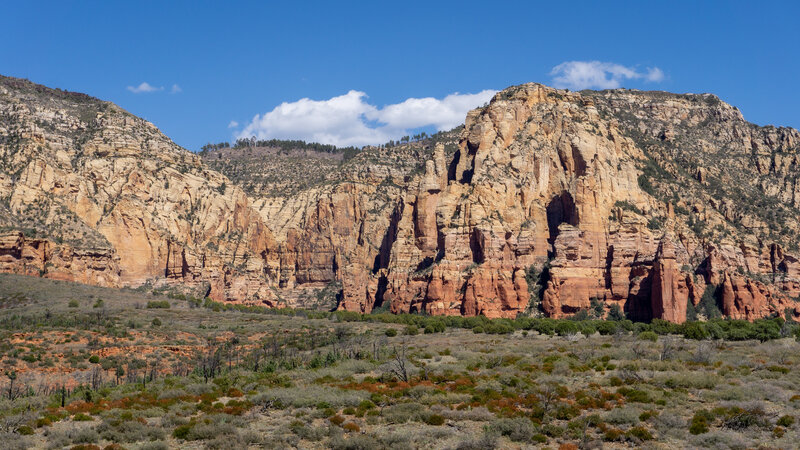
xmin=0 ymin=274 xmax=799 ymax=449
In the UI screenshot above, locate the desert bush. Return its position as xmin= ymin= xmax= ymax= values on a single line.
xmin=146 ymin=300 xmax=170 ymax=309
xmin=425 ymin=414 xmax=445 ymax=426
xmin=382 ymin=402 xmax=425 ymax=423
xmin=604 ymin=427 xmax=624 ymax=441
xmin=777 ymin=415 xmax=795 ymax=427
xmin=185 ymin=383 xmax=216 ymax=396
xmin=488 ymin=417 xmax=536 ymax=442
xmin=626 ymin=425 xmax=654 ymax=441
xmin=617 ymin=387 xmax=652 ymax=403
xmin=652 ymin=411 xmax=686 ymax=439
xmin=160 ymin=412 xmax=188 ymax=427
xmin=97 ymin=417 xmax=165 ymax=443
xmin=342 ymin=421 xmax=360 ymax=432
xmin=657 ymin=372 xmax=720 ymax=389
xmin=0 ymin=432 xmax=31 ymax=450
xmin=689 ymin=409 xmax=713 ymax=435
xmin=689 ymin=429 xmax=750 ymax=449
xmin=329 ymin=415 xmax=345 ymax=426
xmin=15 ymin=425 xmax=34 ymax=435
xmin=139 ymin=442 xmax=169 ymax=450
xmin=254 ymin=385 xmax=367 ymax=409
xmin=289 ymin=420 xmax=326 ymax=441
xmin=205 ymin=433 xmax=245 ymax=449
xmin=328 ymin=432 xmax=381 ymax=450
xmin=604 ymin=406 xmax=640 ymax=425
xmin=71 ymin=427 xmax=99 ymax=444
xmin=156 ymin=388 xmax=188 ymax=400
xmin=719 ymin=404 xmax=769 ymax=430
xmin=436 ymin=406 xmax=494 ymax=422
xmin=454 ymin=431 xmax=498 ymax=450
xmin=185 ymin=421 xmax=236 ymax=441
xmin=638 ymin=331 xmax=658 ymax=342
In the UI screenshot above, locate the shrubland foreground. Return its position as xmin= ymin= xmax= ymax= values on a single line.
xmin=1 ymin=274 xmax=800 ymax=449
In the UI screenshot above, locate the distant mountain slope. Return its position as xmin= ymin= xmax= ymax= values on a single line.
xmin=2 ymin=75 xmax=799 ymax=322
xmin=0 ymin=75 xmax=278 ymax=301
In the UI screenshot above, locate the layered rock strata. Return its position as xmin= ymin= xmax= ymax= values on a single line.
xmin=2 ymin=75 xmax=800 ymax=322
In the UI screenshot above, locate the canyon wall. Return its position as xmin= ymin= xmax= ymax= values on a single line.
xmin=2 ymin=75 xmax=800 ymax=321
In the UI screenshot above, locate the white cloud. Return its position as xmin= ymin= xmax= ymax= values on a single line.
xmin=644 ymin=67 xmax=665 ymax=82
xmin=550 ymin=61 xmax=665 ymax=90
xmin=126 ymin=82 xmax=163 ymax=94
xmin=238 ymin=89 xmax=496 ymax=147
xmin=227 ymin=120 xmax=239 ymax=129
xmin=170 ymin=84 xmax=182 ymax=94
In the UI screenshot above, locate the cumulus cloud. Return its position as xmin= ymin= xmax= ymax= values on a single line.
xmin=227 ymin=120 xmax=239 ymax=129
xmin=170 ymin=84 xmax=182 ymax=94
xmin=238 ymin=89 xmax=496 ymax=147
xmin=550 ymin=61 xmax=665 ymax=90
xmin=126 ymin=82 xmax=163 ymax=93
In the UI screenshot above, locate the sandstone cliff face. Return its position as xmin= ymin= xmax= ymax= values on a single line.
xmin=0 ymin=76 xmax=280 ymax=303
xmin=2 ymin=75 xmax=799 ymax=322
xmin=0 ymin=231 xmax=120 ymax=286
xmin=331 ymin=85 xmax=800 ymax=321
xmin=375 ymin=85 xmax=663 ymax=319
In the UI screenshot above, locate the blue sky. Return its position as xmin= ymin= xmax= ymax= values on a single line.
xmin=2 ymin=1 xmax=798 ymax=150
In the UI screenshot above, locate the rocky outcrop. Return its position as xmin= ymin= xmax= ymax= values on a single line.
xmin=0 ymin=231 xmax=120 ymax=286
xmin=336 ymin=84 xmax=800 ymax=321
xmin=650 ymin=239 xmax=690 ymax=324
xmin=0 ymin=76 xmax=281 ymax=303
xmin=2 ymin=75 xmax=800 ymax=321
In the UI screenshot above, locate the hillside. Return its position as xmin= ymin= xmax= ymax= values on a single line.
xmin=1 ymin=274 xmax=798 ymax=449
xmin=0 ymin=75 xmax=279 ymax=302
xmin=2 ymin=76 xmax=800 ymax=322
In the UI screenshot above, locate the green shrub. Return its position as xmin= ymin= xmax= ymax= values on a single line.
xmin=68 ymin=299 xmax=79 ymax=308
xmin=555 ymin=321 xmax=579 ymax=336
xmin=682 ymin=322 xmax=709 ymax=340
xmin=147 ymin=300 xmax=170 ymax=309
xmin=604 ymin=427 xmax=624 ymax=441
xmin=626 ymin=425 xmax=653 ymax=441
xmin=405 ymin=325 xmax=419 ymax=336
xmin=689 ymin=409 xmax=713 ymax=435
xmin=16 ymin=425 xmax=34 ymax=435
xmin=697 ymin=285 xmax=722 ymax=319
xmin=637 ymin=331 xmax=658 ymax=342
xmin=617 ymin=387 xmax=651 ymax=403
xmin=553 ymin=404 xmax=580 ymax=420
xmin=384 ymin=328 xmax=397 ymax=337
xmin=639 ymin=410 xmax=659 ymax=421
xmin=596 ymin=321 xmax=618 ymax=335
xmin=608 ymin=304 xmax=626 ymax=321
xmin=173 ymin=424 xmax=193 ymax=440
xmin=777 ymin=415 xmax=795 ymax=427
xmin=425 ymin=414 xmax=445 ymax=426
xmin=88 ymin=355 xmax=99 ymax=364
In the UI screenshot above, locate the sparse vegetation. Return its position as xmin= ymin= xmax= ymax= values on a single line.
xmin=0 ymin=274 xmax=798 ymax=448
